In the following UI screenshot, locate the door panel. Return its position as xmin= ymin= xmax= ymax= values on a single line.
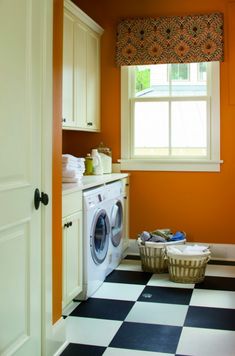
xmin=0 ymin=0 xmax=44 ymax=354
xmin=74 ymin=22 xmax=87 ymax=129
xmin=86 ymin=31 xmax=100 ymax=130
xmin=63 ymin=11 xmax=75 ymax=127
xmin=0 ymin=224 xmax=30 ymax=354
xmin=66 ymin=211 xmax=82 ymax=301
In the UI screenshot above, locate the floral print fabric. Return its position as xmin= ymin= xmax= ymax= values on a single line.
xmin=116 ymin=13 xmax=224 ymax=65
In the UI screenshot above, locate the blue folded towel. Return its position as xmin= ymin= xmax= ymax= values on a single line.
xmin=169 ymin=231 xmax=185 ymax=241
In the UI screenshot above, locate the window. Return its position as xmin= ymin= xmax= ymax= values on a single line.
xmin=121 ymin=62 xmax=222 ymax=171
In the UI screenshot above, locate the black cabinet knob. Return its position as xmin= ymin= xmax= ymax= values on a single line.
xmin=63 ymin=221 xmax=73 ymax=229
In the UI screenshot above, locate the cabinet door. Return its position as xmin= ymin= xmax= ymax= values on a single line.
xmin=62 ymin=11 xmax=75 ymax=127
xmin=74 ymin=21 xmax=87 ymax=129
xmin=86 ymin=30 xmax=100 ymax=131
xmin=62 ymin=211 xmax=83 ymax=308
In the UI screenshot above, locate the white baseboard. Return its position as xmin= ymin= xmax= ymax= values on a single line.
xmin=53 ymin=340 xmax=69 ymax=356
xmin=44 ymin=317 xmax=67 ymax=356
xmin=127 ymin=239 xmax=235 ymax=261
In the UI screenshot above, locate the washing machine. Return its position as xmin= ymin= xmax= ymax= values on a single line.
xmin=75 ymin=185 xmax=111 ymax=300
xmin=105 ymin=181 xmax=125 ymax=275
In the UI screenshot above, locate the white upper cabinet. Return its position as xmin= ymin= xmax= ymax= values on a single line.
xmin=63 ymin=11 xmax=75 ymax=127
xmin=62 ymin=0 xmax=103 ymax=132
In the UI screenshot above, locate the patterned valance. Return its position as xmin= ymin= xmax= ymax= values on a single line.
xmin=116 ymin=13 xmax=224 ymax=66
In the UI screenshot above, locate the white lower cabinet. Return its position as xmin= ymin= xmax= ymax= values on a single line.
xmin=62 ymin=192 xmax=83 ymax=309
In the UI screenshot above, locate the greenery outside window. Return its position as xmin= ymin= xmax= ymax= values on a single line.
xmin=198 ymin=62 xmax=207 ymax=81
xmin=171 ymin=63 xmax=189 ymax=81
xmin=120 ymin=62 xmax=222 ymax=172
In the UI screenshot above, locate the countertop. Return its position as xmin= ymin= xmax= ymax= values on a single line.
xmin=62 ymin=173 xmax=129 ymax=195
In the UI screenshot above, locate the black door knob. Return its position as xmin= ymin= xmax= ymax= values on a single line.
xmin=34 ymin=188 xmax=49 ymax=210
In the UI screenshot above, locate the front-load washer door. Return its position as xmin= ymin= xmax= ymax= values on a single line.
xmin=90 ymin=209 xmax=110 ymax=264
xmin=111 ymin=200 xmax=123 ymax=247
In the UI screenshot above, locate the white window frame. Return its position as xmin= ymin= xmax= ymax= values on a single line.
xmin=120 ymin=62 xmax=223 ymax=172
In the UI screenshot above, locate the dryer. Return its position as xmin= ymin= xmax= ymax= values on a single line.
xmin=75 ymin=185 xmax=111 ymax=300
xmin=105 ymin=181 xmax=125 ymax=276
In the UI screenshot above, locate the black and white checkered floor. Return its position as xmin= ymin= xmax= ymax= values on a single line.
xmin=61 ymin=256 xmax=235 ymax=356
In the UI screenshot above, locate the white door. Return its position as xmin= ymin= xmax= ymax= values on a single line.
xmin=0 ymin=0 xmax=51 ymax=355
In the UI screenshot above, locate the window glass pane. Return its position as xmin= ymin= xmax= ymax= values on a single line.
xmin=171 ymin=63 xmax=207 ymax=96
xmin=171 ymin=64 xmax=189 ymax=80
xmin=134 ymin=102 xmax=169 ymax=156
xmin=135 ymin=64 xmax=169 ymax=97
xmin=135 ymin=66 xmax=151 ymax=94
xmin=171 ymin=101 xmax=207 ymax=156
xmin=198 ymin=62 xmax=207 ymax=81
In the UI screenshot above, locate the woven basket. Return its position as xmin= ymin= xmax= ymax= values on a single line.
xmin=138 ymin=238 xmax=186 ymax=273
xmin=166 ymin=246 xmax=211 ymax=283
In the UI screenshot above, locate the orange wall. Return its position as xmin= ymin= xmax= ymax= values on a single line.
xmin=53 ymin=0 xmax=63 ymax=324
xmin=62 ymin=0 xmax=235 ymax=245
xmin=55 ymin=0 xmax=235 ymax=324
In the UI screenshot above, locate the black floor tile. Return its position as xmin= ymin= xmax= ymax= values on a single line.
xmin=208 ymin=259 xmax=235 ymax=266
xmin=124 ymin=254 xmax=141 ymax=260
xmin=70 ymin=298 xmax=134 ymax=321
xmin=138 ymin=286 xmax=193 ymax=305
xmin=185 ymin=306 xmax=235 ymax=330
xmin=195 ymin=276 xmax=235 ymax=291
xmin=60 ymin=343 xmax=106 ymax=356
xmin=105 ymin=269 xmax=152 ymax=285
xmin=109 ymin=321 xmax=182 ymax=353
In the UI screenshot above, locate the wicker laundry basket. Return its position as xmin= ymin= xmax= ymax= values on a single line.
xmin=138 ymin=238 xmax=186 ymax=273
xmin=166 ymin=245 xmax=211 ymax=283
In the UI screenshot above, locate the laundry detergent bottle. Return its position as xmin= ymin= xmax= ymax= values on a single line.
xmin=91 ymin=149 xmax=103 ymax=175
xmin=97 ymin=142 xmax=112 ymax=174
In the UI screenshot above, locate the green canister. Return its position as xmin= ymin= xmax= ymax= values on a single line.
xmin=84 ymin=153 xmax=93 ymax=175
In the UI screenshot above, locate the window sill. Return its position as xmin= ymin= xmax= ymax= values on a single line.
xmin=119 ymin=159 xmax=223 ymax=172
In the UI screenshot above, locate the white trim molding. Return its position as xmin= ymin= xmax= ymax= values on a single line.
xmin=45 ymin=318 xmax=67 ymax=356
xmin=119 ymin=159 xmax=223 ymax=172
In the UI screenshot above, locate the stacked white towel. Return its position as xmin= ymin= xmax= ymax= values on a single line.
xmin=167 ymin=245 xmax=209 ymax=255
xmin=62 ymin=154 xmax=85 ymax=183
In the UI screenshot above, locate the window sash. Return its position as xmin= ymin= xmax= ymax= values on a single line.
xmin=130 ymin=97 xmax=210 ymax=160
xmin=120 ymin=62 xmax=221 ymax=172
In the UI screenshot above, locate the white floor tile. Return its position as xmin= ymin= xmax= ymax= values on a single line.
xmin=177 ymin=327 xmax=235 ymax=356
xmin=205 ymin=264 xmax=235 ymax=277
xmin=190 ymin=289 xmax=235 ymax=309
xmin=103 ymin=347 xmax=174 ymax=356
xmin=116 ymin=259 xmax=142 ymax=272
xmin=91 ymin=282 xmax=145 ymax=301
xmin=65 ymin=316 xmax=122 ymax=347
xmin=125 ymin=301 xmax=188 ymax=326
xmin=147 ymin=273 xmax=195 ymax=289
